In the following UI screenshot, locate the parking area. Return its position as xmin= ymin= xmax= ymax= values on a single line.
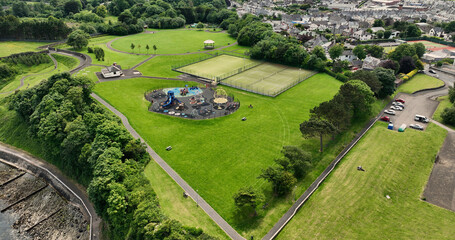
xmin=380 ymin=93 xmax=440 ymax=131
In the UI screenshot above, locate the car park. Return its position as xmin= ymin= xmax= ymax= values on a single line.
xmin=414 ymin=114 xmax=429 ymax=123
xmin=395 ymin=98 xmax=405 ymax=104
xmin=380 ymin=116 xmax=390 ymax=122
xmin=384 ymin=109 xmax=396 ymax=115
xmin=410 ymin=124 xmax=424 ymax=130
xmin=391 ymin=106 xmax=403 ymax=111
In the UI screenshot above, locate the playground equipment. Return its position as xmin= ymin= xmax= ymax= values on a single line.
xmin=180 ymin=88 xmax=189 ymax=96
xmin=161 ymin=91 xmax=181 ymax=109
xmin=213 ymin=88 xmax=228 ymax=104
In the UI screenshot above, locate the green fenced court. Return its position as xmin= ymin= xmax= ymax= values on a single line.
xmin=175 ymin=54 xmax=261 ymax=81
xmin=222 ymin=63 xmax=316 ymax=97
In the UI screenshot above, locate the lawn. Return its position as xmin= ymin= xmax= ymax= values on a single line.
xmin=398 ymin=73 xmax=444 ymax=94
xmin=222 ymin=63 xmax=316 ymax=96
xmin=177 ymin=55 xmax=261 ymax=80
xmin=93 ymin=73 xmax=342 ymax=237
xmin=0 ymin=41 xmax=50 ymax=57
xmin=277 ymin=122 xmax=455 ymax=239
xmin=136 ymin=54 xmax=209 ymax=78
xmin=432 ymin=95 xmax=455 ymax=130
xmin=0 ymin=53 xmax=79 ymax=97
xmin=74 ymin=66 xmax=104 ymax=83
xmin=110 ymin=30 xmax=236 ymax=54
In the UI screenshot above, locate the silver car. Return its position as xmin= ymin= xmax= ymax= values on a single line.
xmin=384 ymin=109 xmax=396 ymax=115
xmin=390 ymin=106 xmax=403 ymax=111
xmin=409 ymin=124 xmax=424 ymax=130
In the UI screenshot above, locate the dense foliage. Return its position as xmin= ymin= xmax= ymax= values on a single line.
xmin=0 ymin=15 xmax=70 ymax=40
xmin=3 ymin=52 xmax=51 ymax=66
xmin=8 ymin=73 xmax=215 ymax=240
xmin=250 ymin=34 xmax=308 ymax=66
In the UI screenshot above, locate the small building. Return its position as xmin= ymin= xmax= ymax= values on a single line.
xmin=204 ymin=40 xmax=215 ymax=49
xmin=101 ymin=63 xmax=122 ymax=78
xmin=362 ymin=56 xmax=382 ymax=71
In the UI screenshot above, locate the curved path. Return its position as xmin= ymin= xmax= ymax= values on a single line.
xmin=0 ymin=53 xmax=58 ymax=94
xmin=0 ymin=143 xmax=101 ymax=240
xmin=90 ymin=93 xmax=244 ymax=240
xmin=263 ymin=69 xmax=454 ymax=240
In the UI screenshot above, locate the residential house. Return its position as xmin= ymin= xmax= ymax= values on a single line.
xmin=352 ymin=30 xmax=373 ymax=41
xmin=339 ymin=50 xmax=359 ymax=63
xmin=362 ymin=56 xmax=382 ymax=70
xmin=429 ymin=27 xmax=445 ymax=38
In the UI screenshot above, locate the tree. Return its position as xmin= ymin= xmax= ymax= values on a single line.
xmin=449 ymin=84 xmax=455 ymax=104
xmin=67 ymin=30 xmax=90 ymax=50
xmin=374 ymin=67 xmax=396 ymax=98
xmin=399 ymin=56 xmax=416 ymax=73
xmin=329 ymin=44 xmax=344 ymax=61
xmin=384 ymin=30 xmax=392 ymax=39
xmin=353 ymin=45 xmax=366 ymax=60
xmin=413 ymin=43 xmax=426 ymax=58
xmin=406 ymin=24 xmax=422 ymax=37
xmin=12 ymin=2 xmax=30 ymax=17
xmin=233 ymin=186 xmax=264 ymax=215
xmin=373 ymin=19 xmax=385 ymax=27
xmin=137 ymin=44 xmax=141 ymax=53
xmin=280 ymin=146 xmax=312 ymax=179
xmin=312 ymin=46 xmax=327 ymax=61
xmin=130 ymin=43 xmax=135 ymax=53
xmin=153 ymin=45 xmax=157 ymax=54
xmin=95 ymin=5 xmax=107 ymax=18
xmin=94 ymin=47 xmax=105 ymax=61
xmin=339 ymin=80 xmax=375 ymax=117
xmin=350 ymin=70 xmax=382 ymax=94
xmin=259 ymin=167 xmax=296 ymax=195
xmin=118 ymin=10 xmax=136 ymax=25
xmin=376 ymin=30 xmax=384 ymax=39
xmin=441 ymin=107 xmax=455 ymax=126
xmin=365 ymin=45 xmax=384 ymax=58
xmin=146 ymin=44 xmax=150 ymax=54
xmin=379 ymin=59 xmax=399 ymax=73
xmin=388 ymin=44 xmax=416 ymax=62
xmin=64 ymin=0 xmax=82 ymax=15
xmin=196 ymin=22 xmax=204 ymax=30
xmin=300 ymin=118 xmax=337 ymax=152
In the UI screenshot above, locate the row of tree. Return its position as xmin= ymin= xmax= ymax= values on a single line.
xmin=0 ymin=15 xmax=71 ymax=40
xmin=8 ymin=73 xmax=216 ymax=239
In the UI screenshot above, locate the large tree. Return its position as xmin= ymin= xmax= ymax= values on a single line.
xmin=413 ymin=42 xmax=426 ymax=58
xmin=64 ymin=0 xmax=82 ymax=15
xmin=406 ymin=24 xmax=422 ymax=37
xmin=399 ymin=56 xmax=416 ymax=73
xmin=350 ymin=70 xmax=382 ymax=95
xmin=233 ymin=186 xmax=264 ymax=215
xmin=279 ymin=146 xmax=312 ymax=179
xmin=373 ymin=67 xmax=396 ymax=98
xmin=67 ymin=30 xmax=90 ymax=50
xmin=300 ymin=117 xmax=337 ymax=152
xmin=312 ymin=45 xmax=327 ymax=61
xmin=365 ymin=45 xmax=384 ymax=58
xmin=373 ymin=19 xmax=385 ymax=27
xmin=329 ymin=44 xmax=344 ymax=61
xmin=339 ymin=80 xmax=375 ymax=117
xmin=353 ymin=45 xmax=367 ymax=60
xmin=388 ymin=43 xmax=416 ymax=62
xmin=259 ymin=167 xmax=296 ymax=195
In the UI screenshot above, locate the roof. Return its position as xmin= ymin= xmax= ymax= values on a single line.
xmin=204 ymin=40 xmax=215 ymax=44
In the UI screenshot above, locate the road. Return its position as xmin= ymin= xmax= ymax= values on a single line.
xmin=90 ymin=93 xmax=245 ymax=240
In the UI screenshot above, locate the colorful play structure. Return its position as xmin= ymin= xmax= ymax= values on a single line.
xmin=146 ymin=86 xmax=240 ymax=120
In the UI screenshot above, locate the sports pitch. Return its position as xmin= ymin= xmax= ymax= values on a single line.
xmin=176 ymin=55 xmax=261 ymax=80
xmin=176 ymin=55 xmax=315 ymax=96
xmin=407 ymin=40 xmax=455 ymax=52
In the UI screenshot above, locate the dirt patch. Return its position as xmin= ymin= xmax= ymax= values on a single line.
xmin=423 ymin=132 xmax=455 ymax=211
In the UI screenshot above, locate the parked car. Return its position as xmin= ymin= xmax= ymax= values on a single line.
xmin=415 ymin=114 xmax=429 ymax=123
xmin=410 ymin=124 xmax=424 ymax=130
xmin=391 ymin=106 xmax=403 ymax=111
xmin=384 ymin=109 xmax=396 ymax=115
xmin=380 ymin=116 xmax=390 ymax=122
xmin=429 ymin=69 xmax=436 ymax=74
xmin=395 ymin=98 xmax=405 ymax=103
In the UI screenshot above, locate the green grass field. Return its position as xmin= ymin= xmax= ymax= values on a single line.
xmin=177 ymin=55 xmax=261 ymax=80
xmin=398 ymin=74 xmax=445 ymax=94
xmin=93 ymin=73 xmax=342 ymax=237
xmin=74 ymin=66 xmax=104 ymax=83
xmin=277 ymin=122 xmax=455 ymax=239
xmin=433 ymin=96 xmax=452 ymax=123
xmin=0 ymin=41 xmax=50 ymax=57
xmin=222 ymin=63 xmax=315 ymax=96
xmin=110 ymin=30 xmax=235 ymax=54
xmin=136 ymin=54 xmax=209 ymax=78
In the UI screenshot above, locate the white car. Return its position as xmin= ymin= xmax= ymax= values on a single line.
xmin=390 ymin=106 xmax=403 ymax=111
xmin=393 ymin=102 xmax=405 ymax=108
xmin=384 ymin=109 xmax=396 ymax=115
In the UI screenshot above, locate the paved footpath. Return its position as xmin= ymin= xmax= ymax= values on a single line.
xmin=90 ymin=93 xmax=245 ymax=240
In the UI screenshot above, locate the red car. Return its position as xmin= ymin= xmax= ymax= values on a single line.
xmin=380 ymin=116 xmax=390 ymax=122
xmin=395 ymin=98 xmax=405 ymax=103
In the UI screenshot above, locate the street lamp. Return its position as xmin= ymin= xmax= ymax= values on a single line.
xmin=196 ymin=189 xmax=199 ymax=207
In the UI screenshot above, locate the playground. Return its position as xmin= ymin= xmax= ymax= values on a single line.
xmin=145 ymin=86 xmax=239 ymax=119
xmin=407 ymin=40 xmax=455 ymax=52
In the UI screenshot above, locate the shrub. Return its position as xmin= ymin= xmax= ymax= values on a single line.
xmin=336 ymin=73 xmax=349 ymax=82
xmin=87 ymin=47 xmax=94 ymax=53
